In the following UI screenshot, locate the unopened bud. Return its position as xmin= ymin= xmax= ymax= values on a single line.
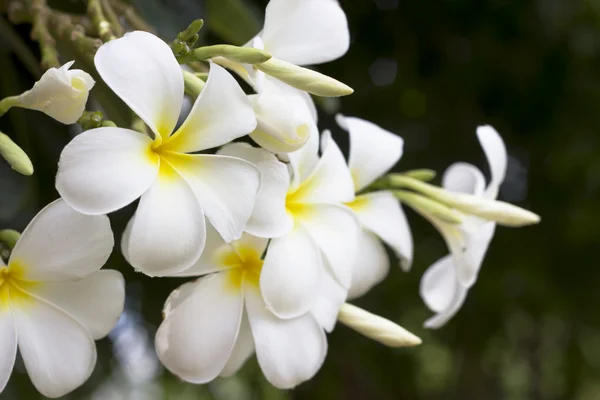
xmin=254 ymin=58 xmax=353 ymax=97
xmin=182 ymin=70 xmax=205 ymax=99
xmin=393 ymin=190 xmax=463 ymax=224
xmin=0 ymin=132 xmax=33 ymax=176
xmin=337 ymin=303 xmax=422 ymax=348
xmin=177 ymin=45 xmax=271 ymax=65
xmin=0 ymin=229 xmax=20 ymax=250
xmin=402 ymin=169 xmax=437 ymax=182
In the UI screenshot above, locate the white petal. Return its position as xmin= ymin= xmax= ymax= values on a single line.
xmin=287 ymin=124 xmax=320 ymax=188
xmin=419 ymin=255 xmax=458 ymax=313
xmin=248 ymin=93 xmax=311 ymax=153
xmin=161 ymin=62 xmax=256 ymax=153
xmin=288 ymin=132 xmax=354 ymax=204
xmin=94 ymin=31 xmax=183 ymax=140
xmin=311 ymin=266 xmax=347 ymax=332
xmin=442 ymin=162 xmax=486 ymax=196
xmin=155 ymin=272 xmax=244 ymax=383
xmin=56 ymin=127 xmax=159 ymax=215
xmin=220 ymin=314 xmax=255 ymax=377
xmin=29 ymin=270 xmax=125 ymax=339
xmin=347 ymin=230 xmax=390 ymax=300
xmin=15 ymin=296 xmax=96 ymax=398
xmin=263 ymin=75 xmax=318 ymax=122
xmin=165 ymin=153 xmax=260 ymax=243
xmin=348 ymin=191 xmax=413 ymax=271
xmin=298 ymin=204 xmax=359 ymax=289
xmin=261 ymin=0 xmax=349 ymax=65
xmin=337 ymin=114 xmax=404 ymax=192
xmin=454 ymin=221 xmax=496 ymax=288
xmin=218 ymin=143 xmax=293 ymax=238
xmin=10 ymin=199 xmax=114 ymax=282
xmin=423 ymin=284 xmax=469 ymax=329
xmin=122 ymin=166 xmax=206 ymax=276
xmin=0 ymin=309 xmax=17 ymax=393
xmin=170 ymin=221 xmax=229 ymax=277
xmin=476 ymin=125 xmax=507 ymax=199
xmin=245 ymin=287 xmax=327 ymax=389
xmin=260 ymin=227 xmax=322 ymax=318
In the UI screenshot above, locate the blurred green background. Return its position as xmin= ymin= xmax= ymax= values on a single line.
xmin=1 ymin=0 xmax=599 ymax=399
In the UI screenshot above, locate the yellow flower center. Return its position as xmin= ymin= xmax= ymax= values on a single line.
xmin=0 ymin=260 xmax=38 ymax=311
xmin=345 ymin=194 xmax=369 ymax=212
xmin=220 ymin=245 xmax=264 ymax=292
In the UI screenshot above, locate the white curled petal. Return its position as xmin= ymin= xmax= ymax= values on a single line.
xmin=289 ymin=133 xmax=354 ymax=204
xmin=165 ymin=154 xmax=260 ymax=243
xmin=260 ymin=227 xmax=322 ymax=319
xmin=94 ymin=31 xmax=183 ymax=140
xmin=337 ymin=115 xmax=404 ymax=191
xmin=348 ymin=191 xmax=413 ymax=271
xmin=29 ymin=270 xmax=125 ymax=340
xmin=311 ymin=266 xmax=347 ymax=332
xmin=477 ymin=125 xmax=507 ymax=199
xmin=156 ymin=273 xmax=244 ymax=384
xmin=163 ymin=63 xmax=256 ymax=153
xmin=299 ymin=204 xmax=360 ymax=289
xmin=442 ymin=162 xmax=486 ymax=197
xmin=419 ymin=255 xmax=458 ymax=313
xmin=262 ymin=0 xmax=349 ymax=65
xmin=263 ymin=76 xmax=318 ymax=122
xmin=219 ymin=143 xmax=293 ymax=238
xmin=11 ymin=199 xmax=114 ymax=282
xmin=15 ymin=296 xmax=96 ymax=398
xmin=56 ymin=127 xmax=159 ymax=215
xmin=287 ymin=123 xmax=320 ymax=188
xmin=0 ymin=309 xmax=17 ymax=394
xmin=220 ymin=314 xmax=255 ymax=377
xmin=347 ymin=230 xmax=390 ymax=300
xmin=454 ymin=221 xmax=496 ymax=288
xmin=171 ymin=222 xmax=229 ymax=277
xmin=423 ymin=284 xmax=469 ymax=329
xmin=123 ymin=167 xmax=206 ymax=277
xmin=245 ymin=287 xmax=327 ymax=389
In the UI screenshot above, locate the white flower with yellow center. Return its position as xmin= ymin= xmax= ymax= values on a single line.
xmin=420 ymin=126 xmax=507 ymax=328
xmin=156 ymin=225 xmax=327 ymax=389
xmin=217 ymin=0 xmax=350 ymax=152
xmin=0 ymin=199 xmax=124 ymax=398
xmin=56 ymin=31 xmax=261 ymax=276
xmin=336 ymin=115 xmax=414 ymax=299
xmin=15 ymin=61 xmax=94 ymax=124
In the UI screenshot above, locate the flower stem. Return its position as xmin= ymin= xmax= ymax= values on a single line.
xmin=393 ymin=190 xmax=463 ymax=224
xmin=101 ymin=0 xmax=124 ymax=37
xmin=182 ymin=70 xmax=205 ymax=99
xmin=0 ymin=96 xmax=23 ymax=118
xmin=177 ymin=45 xmax=272 ymax=64
xmin=109 ymin=0 xmax=155 ymax=33
xmin=31 ymin=0 xmax=60 ymax=70
xmin=87 ymin=0 xmax=115 ymax=42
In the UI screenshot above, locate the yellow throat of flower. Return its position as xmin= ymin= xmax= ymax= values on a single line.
xmin=0 ymin=261 xmax=38 ymax=310
xmin=220 ymin=245 xmax=264 ymax=292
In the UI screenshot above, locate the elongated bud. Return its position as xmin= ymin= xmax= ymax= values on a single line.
xmin=338 ymin=304 xmax=422 ymax=347
xmin=255 ymin=58 xmax=353 ymax=97
xmin=0 ymin=132 xmax=33 ymax=176
xmin=182 ymin=70 xmax=205 ymax=99
xmin=0 ymin=230 xmax=20 ymax=250
xmin=402 ymin=169 xmax=437 ymax=182
xmin=177 ymin=45 xmax=271 ymax=65
xmin=388 ymin=175 xmax=540 ymax=227
xmin=393 ymin=190 xmax=463 ymax=224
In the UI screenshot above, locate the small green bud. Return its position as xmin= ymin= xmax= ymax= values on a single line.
xmin=0 ymin=229 xmax=20 ymax=250
xmin=254 ymin=58 xmax=353 ymax=97
xmin=0 ymin=132 xmax=33 ymax=176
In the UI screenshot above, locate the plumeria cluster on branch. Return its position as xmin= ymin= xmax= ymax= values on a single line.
xmin=0 ymin=0 xmax=540 ymax=397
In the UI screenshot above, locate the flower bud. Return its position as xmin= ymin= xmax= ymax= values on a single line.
xmin=337 ymin=303 xmax=422 ymax=347
xmin=254 ymin=58 xmax=353 ymax=97
xmin=18 ymin=61 xmax=95 ymax=125
xmin=0 ymin=229 xmax=21 ymax=250
xmin=0 ymin=132 xmax=33 ymax=176
xmin=248 ymin=93 xmax=311 ymax=153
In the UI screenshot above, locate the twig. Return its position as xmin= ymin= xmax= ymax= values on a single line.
xmin=109 ymin=0 xmax=154 ymax=33
xmin=87 ymin=0 xmax=115 ymax=42
xmin=31 ymin=0 xmax=60 ymax=69
xmin=101 ymin=0 xmax=124 ymax=37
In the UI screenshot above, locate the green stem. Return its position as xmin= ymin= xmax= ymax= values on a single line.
xmin=101 ymin=0 xmax=124 ymax=37
xmin=393 ymin=190 xmax=462 ymax=224
xmin=0 ymin=96 xmax=23 ymax=117
xmin=31 ymin=0 xmax=60 ymax=70
xmin=182 ymin=70 xmax=205 ymax=99
xmin=177 ymin=45 xmax=271 ymax=64
xmin=87 ymin=0 xmax=115 ymax=42
xmin=110 ymin=0 xmax=155 ymax=33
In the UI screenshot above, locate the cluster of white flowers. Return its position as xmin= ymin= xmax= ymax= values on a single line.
xmin=0 ymin=0 xmax=541 ymax=397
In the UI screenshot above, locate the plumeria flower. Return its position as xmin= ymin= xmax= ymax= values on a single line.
xmin=217 ymin=133 xmax=358 ymax=319
xmin=1 ymin=61 xmax=95 ymax=124
xmin=216 ymin=0 xmax=350 ymax=152
xmin=156 ymin=225 xmax=328 ymax=389
xmin=56 ymin=31 xmax=261 ymax=276
xmin=0 ymin=199 xmax=124 ymax=398
xmin=336 ymin=115 xmax=413 ymax=299
xmin=420 ymin=126 xmax=507 ymax=328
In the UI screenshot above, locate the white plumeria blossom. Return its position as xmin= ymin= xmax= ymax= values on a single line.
xmin=420 ymin=125 xmax=507 ymax=328
xmin=216 ymin=0 xmax=350 ymax=152
xmin=336 ymin=115 xmax=414 ymax=299
xmin=156 ymin=224 xmax=327 ymax=389
xmin=0 ymin=199 xmax=124 ymax=398
xmin=18 ymin=61 xmax=95 ymax=124
xmin=56 ymin=31 xmax=261 ymax=277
